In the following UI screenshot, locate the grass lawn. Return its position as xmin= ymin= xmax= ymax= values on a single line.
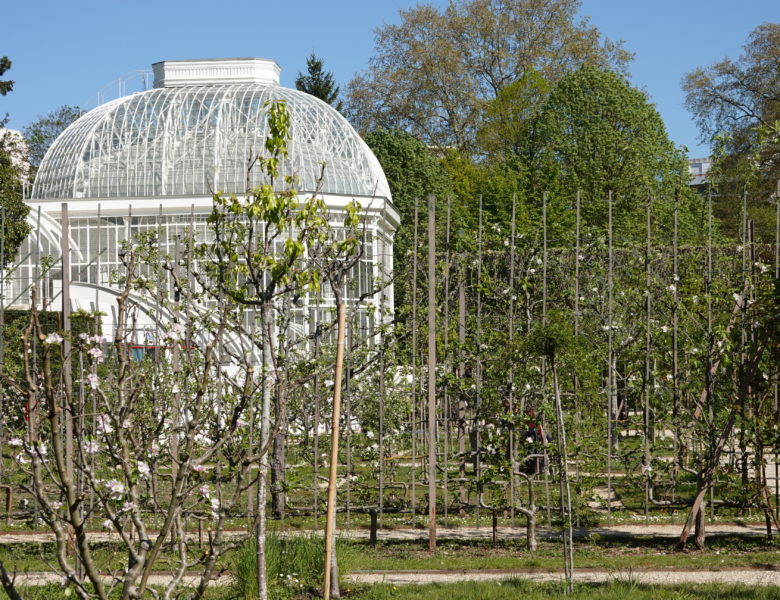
xmin=349 ymin=579 xmax=780 ymax=599
xmin=5 ymin=580 xmax=780 ymax=600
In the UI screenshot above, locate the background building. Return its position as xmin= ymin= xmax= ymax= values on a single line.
xmin=7 ymin=58 xmax=398 ymax=343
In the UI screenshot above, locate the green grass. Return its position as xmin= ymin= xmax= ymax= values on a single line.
xmin=345 ymin=536 xmax=780 ymax=572
xmin=232 ymin=533 xmax=355 ymax=600
xmin=350 ymin=580 xmax=780 ymax=600
xmin=3 ymin=534 xmax=779 ymax=575
xmin=5 ymin=580 xmax=780 ymax=600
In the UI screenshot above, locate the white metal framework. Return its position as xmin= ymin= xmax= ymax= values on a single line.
xmin=32 ymin=84 xmax=391 ymax=201
xmin=9 ymin=59 xmax=398 ymax=341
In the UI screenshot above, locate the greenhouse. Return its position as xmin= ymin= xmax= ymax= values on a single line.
xmin=8 ymin=58 xmax=398 ymax=341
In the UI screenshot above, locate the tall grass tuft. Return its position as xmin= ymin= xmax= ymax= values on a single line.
xmin=232 ymin=533 xmax=355 ymax=599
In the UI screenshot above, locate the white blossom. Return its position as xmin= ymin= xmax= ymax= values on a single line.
xmin=166 ymin=322 xmax=186 ymax=342
xmin=83 ymin=440 xmax=100 ymax=455
xmin=7 ymin=437 xmax=23 ymax=447
xmin=105 ymin=479 xmax=125 ymax=499
xmin=44 ymin=332 xmax=64 ymax=345
xmin=137 ymin=461 xmax=150 ymax=478
xmin=96 ymin=415 xmax=113 ymax=435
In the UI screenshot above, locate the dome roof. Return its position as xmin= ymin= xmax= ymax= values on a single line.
xmin=32 ymin=65 xmax=391 ymax=202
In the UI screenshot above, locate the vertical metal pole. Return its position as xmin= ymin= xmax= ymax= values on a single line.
xmin=542 ymin=192 xmax=551 ymax=525
xmin=61 ymin=203 xmax=74 ymax=486
xmin=775 ymin=180 xmax=780 ymax=520
xmin=411 ymin=199 xmax=419 ymax=518
xmin=0 ymin=207 xmax=5 ymax=491
xmin=707 ymin=187 xmax=716 ymax=520
xmin=313 ymin=319 xmax=320 ymax=524
xmin=345 ymin=319 xmax=352 ymax=528
xmin=644 ymin=192 xmax=652 ymax=521
xmin=672 ymin=189 xmax=680 ymax=490
xmin=573 ymin=191 xmax=582 ymax=527
xmin=378 ymin=330 xmax=385 ymax=527
xmin=476 ymin=196 xmax=483 ymax=528
xmin=607 ymin=191 xmax=614 ymax=524
xmin=458 ymin=257 xmax=467 ymax=514
xmin=443 ymin=196 xmax=451 ymax=527
xmin=508 ymin=194 xmax=517 ymax=522
xmin=427 ymin=194 xmax=437 ymax=551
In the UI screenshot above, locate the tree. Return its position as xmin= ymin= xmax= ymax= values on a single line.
xmin=0 ymin=56 xmax=30 ymax=267
xmin=0 ymin=56 xmax=13 ymax=98
xmin=522 ymin=66 xmax=699 ymax=243
xmin=363 ymin=129 xmax=454 ymax=312
xmin=347 ymin=0 xmax=632 ymax=151
xmin=295 ymin=54 xmax=344 ymax=112
xmin=23 ymin=105 xmax=83 ymax=170
xmin=683 ymin=22 xmax=780 ymax=240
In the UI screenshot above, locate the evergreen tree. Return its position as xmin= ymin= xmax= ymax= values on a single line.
xmin=0 ymin=56 xmax=13 ymax=98
xmin=295 ymin=54 xmax=343 ymax=112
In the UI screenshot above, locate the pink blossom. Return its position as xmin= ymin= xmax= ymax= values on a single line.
xmin=88 ymin=347 xmax=105 ymax=363
xmin=86 ymin=373 xmax=99 ymax=390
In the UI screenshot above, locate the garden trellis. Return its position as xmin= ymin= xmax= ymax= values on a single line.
xmin=0 ymin=183 xmax=778 ymax=594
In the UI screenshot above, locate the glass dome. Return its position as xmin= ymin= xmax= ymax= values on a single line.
xmin=32 ymin=78 xmax=391 ymax=201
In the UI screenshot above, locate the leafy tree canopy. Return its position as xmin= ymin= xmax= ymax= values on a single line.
xmin=364 ymin=129 xmax=455 ymax=309
xmin=23 ymin=104 xmax=83 ymax=170
xmin=0 ymin=57 xmax=31 ymax=267
xmin=295 ymin=53 xmax=343 ymax=112
xmin=683 ymin=22 xmax=780 ymax=240
xmin=520 ymin=66 xmax=701 ymax=243
xmin=347 ymin=0 xmax=632 ymax=152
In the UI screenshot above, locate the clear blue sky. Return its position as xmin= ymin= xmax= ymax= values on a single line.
xmin=2 ymin=0 xmax=777 ymax=157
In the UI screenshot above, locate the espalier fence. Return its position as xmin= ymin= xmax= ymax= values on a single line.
xmin=0 ymin=186 xmax=778 ymax=556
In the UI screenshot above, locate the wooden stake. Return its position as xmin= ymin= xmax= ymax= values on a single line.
xmin=323 ymin=303 xmax=346 ymax=600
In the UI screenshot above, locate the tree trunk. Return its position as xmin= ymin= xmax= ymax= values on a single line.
xmin=693 ymin=503 xmax=706 ymax=549
xmin=256 ymin=302 xmax=273 ymax=600
xmin=271 ymin=376 xmax=288 ymax=520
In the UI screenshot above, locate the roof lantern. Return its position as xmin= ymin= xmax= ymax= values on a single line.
xmin=152 ymin=58 xmax=281 ymax=88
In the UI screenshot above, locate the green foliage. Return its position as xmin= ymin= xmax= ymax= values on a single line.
xmin=476 ymin=69 xmax=549 ymax=159
xmin=23 ymin=105 xmax=83 ymax=169
xmin=363 ymin=129 xmax=455 ymax=310
xmin=204 ymin=100 xmax=336 ymax=304
xmin=0 ymin=56 xmax=12 ymax=98
xmin=347 ymin=0 xmax=631 ymax=150
xmin=525 ymin=66 xmax=698 ymax=243
xmin=232 ymin=534 xmax=354 ymax=599
xmin=683 ymin=22 xmax=780 ymax=241
xmin=0 ymin=59 xmax=31 ymax=267
xmin=295 ymin=53 xmax=344 ymax=112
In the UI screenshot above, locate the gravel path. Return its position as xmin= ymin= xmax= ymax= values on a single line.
xmin=0 ymin=522 xmax=771 ymax=544
xmin=349 ymin=568 xmax=780 ymax=586
xmin=6 ymin=567 xmax=780 ymax=588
